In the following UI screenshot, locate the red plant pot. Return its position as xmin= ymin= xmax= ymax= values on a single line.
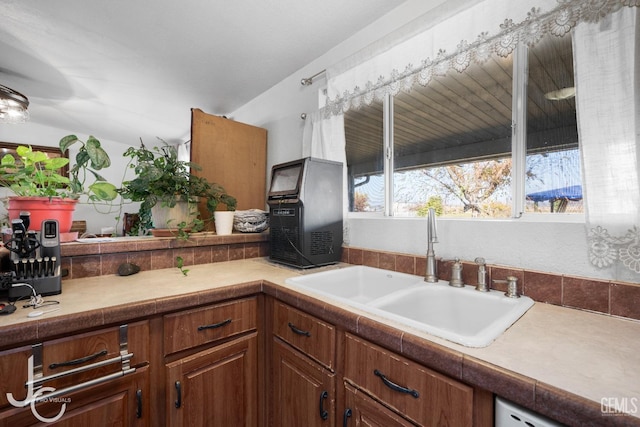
xmin=7 ymin=197 xmax=78 ymax=233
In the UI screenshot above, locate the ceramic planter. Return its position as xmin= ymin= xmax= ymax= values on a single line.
xmin=7 ymin=196 xmax=78 ymax=233
xmin=214 ymin=211 xmax=234 ymax=235
xmin=150 ymin=200 xmax=198 ymax=230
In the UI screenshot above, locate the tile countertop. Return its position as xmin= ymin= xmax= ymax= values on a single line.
xmin=0 ymin=258 xmax=638 ymax=426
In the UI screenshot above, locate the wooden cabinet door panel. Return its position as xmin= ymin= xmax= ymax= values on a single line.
xmin=344 ymin=334 xmax=473 ymax=426
xmin=164 ymin=296 xmax=257 ymax=355
xmin=0 ymin=322 xmax=148 ymax=411
xmin=166 ymin=332 xmax=257 ymax=427
xmin=0 ymin=366 xmax=148 ymax=427
xmin=271 ymin=338 xmax=335 ymax=427
xmin=272 ymin=301 xmax=335 ymax=370
xmin=343 ymin=383 xmax=416 ymax=427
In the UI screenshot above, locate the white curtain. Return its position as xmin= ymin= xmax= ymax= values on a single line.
xmin=302 ymin=111 xmax=349 ymax=223
xmin=574 ymin=7 xmax=640 ymax=281
xmin=325 ymin=0 xmax=635 ymax=116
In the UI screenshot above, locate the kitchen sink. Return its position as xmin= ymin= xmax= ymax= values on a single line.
xmin=285 ymin=266 xmax=424 ymax=304
xmin=286 ymin=266 xmax=534 ymax=347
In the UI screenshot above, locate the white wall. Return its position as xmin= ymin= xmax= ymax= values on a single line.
xmin=230 ymin=1 xmax=625 ymax=283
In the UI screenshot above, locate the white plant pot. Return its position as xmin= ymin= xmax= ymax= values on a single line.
xmin=214 ymin=211 xmax=235 ymax=235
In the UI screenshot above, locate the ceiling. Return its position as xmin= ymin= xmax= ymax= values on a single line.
xmin=345 ymin=33 xmax=577 ymax=174
xmin=0 ymin=0 xmax=406 ymax=145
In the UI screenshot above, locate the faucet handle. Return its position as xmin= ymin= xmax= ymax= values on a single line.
xmin=505 ymin=276 xmax=520 ymax=298
xmin=474 ymin=258 xmax=489 ymax=292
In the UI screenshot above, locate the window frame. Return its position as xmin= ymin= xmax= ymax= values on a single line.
xmin=346 ymin=42 xmax=585 ymax=223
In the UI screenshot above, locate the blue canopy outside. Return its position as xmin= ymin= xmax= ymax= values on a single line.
xmin=526 ymin=185 xmax=582 ymax=202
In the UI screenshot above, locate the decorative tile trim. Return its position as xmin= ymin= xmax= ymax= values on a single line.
xmin=342 ymin=246 xmax=640 ymax=322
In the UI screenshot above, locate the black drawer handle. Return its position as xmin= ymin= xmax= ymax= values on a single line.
xmin=49 ymin=349 xmax=108 ymax=369
xmin=343 ymin=408 xmax=352 ymax=427
xmin=288 ymin=322 xmax=311 ymax=337
xmin=175 ymin=381 xmax=182 ymax=408
xmin=136 ymin=389 xmax=142 ymax=418
xmin=198 ymin=318 xmax=232 ymax=331
xmin=373 ymin=369 xmax=419 ymax=398
xmin=319 ymin=390 xmax=329 ymax=420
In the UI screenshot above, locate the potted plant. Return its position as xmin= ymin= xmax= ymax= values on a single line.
xmin=0 ymin=135 xmax=118 ymax=233
xmin=118 ymin=141 xmax=236 ymax=236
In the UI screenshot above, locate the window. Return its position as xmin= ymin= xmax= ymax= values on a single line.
xmin=345 ymin=33 xmax=582 ymax=218
xmin=345 ymin=98 xmax=384 ymax=212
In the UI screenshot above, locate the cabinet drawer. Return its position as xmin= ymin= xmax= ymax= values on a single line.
xmin=0 ymin=321 xmax=148 ymax=410
xmin=164 ymin=296 xmax=257 ymax=355
xmin=344 ymin=333 xmax=473 ymax=426
xmin=273 ymin=301 xmax=335 ymax=370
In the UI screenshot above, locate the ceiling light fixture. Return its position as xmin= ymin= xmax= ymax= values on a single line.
xmin=544 ymin=86 xmax=576 ymax=101
xmin=0 ymin=84 xmax=30 ymax=124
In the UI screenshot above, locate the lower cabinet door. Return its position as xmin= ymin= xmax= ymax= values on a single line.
xmin=0 ymin=366 xmax=149 ymax=427
xmin=343 ymin=383 xmax=416 ymax=427
xmin=166 ymin=332 xmax=258 ymax=427
xmin=271 ymin=338 xmax=336 ymax=427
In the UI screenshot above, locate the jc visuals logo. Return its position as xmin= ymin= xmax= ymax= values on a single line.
xmin=6 ymin=355 xmax=69 ymax=423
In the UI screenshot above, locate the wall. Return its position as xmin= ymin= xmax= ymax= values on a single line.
xmin=0 ymin=121 xmax=139 ymax=234
xmin=230 ymin=1 xmax=632 ymax=283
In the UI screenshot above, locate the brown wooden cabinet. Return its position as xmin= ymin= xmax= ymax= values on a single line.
xmin=269 ymin=300 xmax=337 ymax=426
xmin=343 ymin=382 xmax=415 ymax=427
xmin=271 ymin=338 xmax=336 ymax=427
xmin=343 ymin=333 xmax=492 ymax=426
xmin=268 ymin=299 xmax=492 ymax=427
xmin=166 ymin=333 xmax=257 ymax=426
xmin=0 ymin=367 xmax=149 ymax=427
xmin=0 ymin=322 xmax=150 ymax=426
xmin=163 ymin=296 xmax=260 ymax=427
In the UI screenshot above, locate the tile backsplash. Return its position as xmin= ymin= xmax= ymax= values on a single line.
xmin=341 ymin=246 xmax=640 ymax=322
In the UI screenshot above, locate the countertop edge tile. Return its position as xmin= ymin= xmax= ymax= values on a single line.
xmin=196 ymin=281 xmax=263 ymax=306
xmin=535 ymin=381 xmax=637 ymax=427
xmin=402 ymin=332 xmax=464 ymax=380
xmin=102 ymin=300 xmax=157 ymax=325
xmin=36 ymin=309 xmax=105 ymax=339
xmin=462 ymin=356 xmax=536 ymax=409
xmin=0 ymin=322 xmax=38 ymax=349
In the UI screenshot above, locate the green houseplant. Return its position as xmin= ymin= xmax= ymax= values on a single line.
xmin=0 ymin=135 xmax=118 ymax=232
xmin=118 ymin=141 xmax=236 ymax=236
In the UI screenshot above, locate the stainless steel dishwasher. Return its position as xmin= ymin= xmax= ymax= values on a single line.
xmin=495 ymin=397 xmax=564 ymax=427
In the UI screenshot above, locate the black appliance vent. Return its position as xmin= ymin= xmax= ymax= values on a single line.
xmin=311 ymin=231 xmax=334 ymax=256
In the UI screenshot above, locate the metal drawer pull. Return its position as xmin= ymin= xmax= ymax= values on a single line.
xmin=288 ymin=322 xmax=311 ymax=337
xmin=175 ymin=381 xmax=182 ymax=408
xmin=27 ymin=353 xmax=134 ymax=389
xmin=373 ymin=369 xmax=420 ymax=398
xmin=197 ymin=318 xmax=232 ymax=331
xmin=136 ymin=389 xmax=143 ymax=418
xmin=21 ymin=367 xmax=136 ymax=407
xmin=343 ymin=408 xmax=352 ymax=427
xmin=49 ymin=349 xmax=108 ymax=369
xmin=319 ymin=390 xmax=329 ymax=420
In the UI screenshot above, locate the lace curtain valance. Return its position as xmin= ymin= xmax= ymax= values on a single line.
xmin=325 ymin=0 xmax=639 ymax=116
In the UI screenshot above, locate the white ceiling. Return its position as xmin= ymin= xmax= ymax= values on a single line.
xmin=0 ymin=0 xmax=405 ymax=145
